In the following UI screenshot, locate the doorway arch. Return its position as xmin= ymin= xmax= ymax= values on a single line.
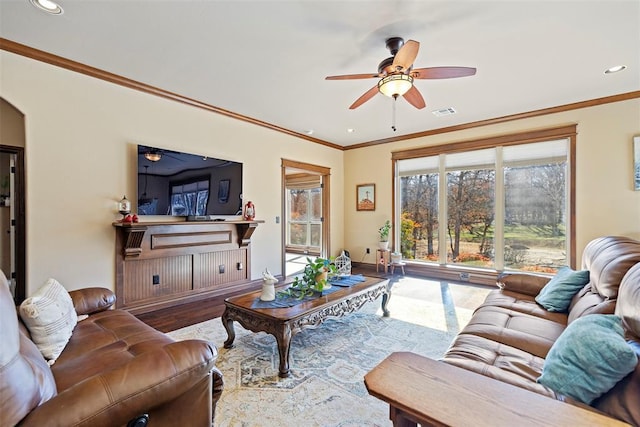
xmin=0 ymin=97 xmax=27 ymax=304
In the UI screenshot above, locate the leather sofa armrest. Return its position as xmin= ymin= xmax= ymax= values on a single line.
xmin=20 ymin=339 xmax=218 ymax=426
xmin=68 ymin=287 xmax=116 ymax=315
xmin=497 ymin=273 xmax=551 ymax=297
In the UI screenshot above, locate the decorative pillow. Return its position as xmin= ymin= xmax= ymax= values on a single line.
xmin=535 ymin=266 xmax=590 ymax=312
xmin=537 ymin=314 xmax=637 ymax=404
xmin=19 ymin=278 xmax=78 ymax=364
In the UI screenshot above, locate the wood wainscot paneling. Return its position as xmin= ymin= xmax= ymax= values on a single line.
xmin=114 ymin=220 xmax=263 ymax=314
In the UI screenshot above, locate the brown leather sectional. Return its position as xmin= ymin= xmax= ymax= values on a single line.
xmin=1 ymin=273 xmax=223 ymax=426
xmin=442 ymin=236 xmax=640 ymax=425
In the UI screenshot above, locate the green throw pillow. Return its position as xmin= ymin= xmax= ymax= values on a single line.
xmin=535 ymin=266 xmax=590 ymax=312
xmin=537 ymin=314 xmax=638 ymax=404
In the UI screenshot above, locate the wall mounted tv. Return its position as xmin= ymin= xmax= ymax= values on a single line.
xmin=137 ymin=145 xmax=243 ymax=218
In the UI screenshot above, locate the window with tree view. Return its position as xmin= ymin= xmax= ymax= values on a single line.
xmin=287 ymin=188 xmax=322 ymax=250
xmin=397 ymin=138 xmax=570 ymax=273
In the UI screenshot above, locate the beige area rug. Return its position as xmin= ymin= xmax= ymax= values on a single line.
xmin=167 ymin=277 xmax=492 ymax=427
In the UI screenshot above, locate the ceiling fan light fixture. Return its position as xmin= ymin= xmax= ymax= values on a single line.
xmin=378 ymin=74 xmax=413 ymax=98
xmin=29 ymin=0 xmax=63 ymax=15
xmin=144 ymin=152 xmax=162 ymax=162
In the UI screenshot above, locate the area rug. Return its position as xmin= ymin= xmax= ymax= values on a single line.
xmin=167 ymin=277 xmax=491 ymax=426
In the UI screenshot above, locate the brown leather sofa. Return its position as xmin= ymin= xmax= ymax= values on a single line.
xmin=441 ymin=236 xmax=640 ymax=425
xmin=0 ymin=272 xmax=223 ymax=426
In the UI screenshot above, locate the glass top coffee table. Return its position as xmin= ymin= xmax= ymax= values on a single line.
xmin=222 ymin=275 xmax=391 ymax=377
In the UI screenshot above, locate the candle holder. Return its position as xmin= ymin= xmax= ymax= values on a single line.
xmin=118 ymin=195 xmax=131 ymax=221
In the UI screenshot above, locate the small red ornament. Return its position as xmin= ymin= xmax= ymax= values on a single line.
xmin=243 ymin=201 xmax=255 ymax=220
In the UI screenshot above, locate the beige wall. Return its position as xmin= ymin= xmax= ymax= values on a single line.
xmin=344 ymin=98 xmax=640 ymax=264
xmin=0 ymin=51 xmax=344 ymax=294
xmin=2 ymin=47 xmax=638 ymax=294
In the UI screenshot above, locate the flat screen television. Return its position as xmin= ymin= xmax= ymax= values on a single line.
xmin=137 ymin=145 xmax=243 ymax=218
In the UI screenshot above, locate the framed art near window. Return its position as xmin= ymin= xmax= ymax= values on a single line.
xmin=357 ymin=183 xmax=375 ymax=211
xmin=634 ymin=136 xmax=640 ymax=191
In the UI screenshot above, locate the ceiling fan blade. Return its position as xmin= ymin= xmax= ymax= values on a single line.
xmin=403 ymin=86 xmax=426 ymax=109
xmin=411 ymin=67 xmax=477 ymax=79
xmin=392 ymin=40 xmax=419 ymax=71
xmin=325 ymin=73 xmax=380 ymax=80
xmin=349 ymin=86 xmax=379 ymax=109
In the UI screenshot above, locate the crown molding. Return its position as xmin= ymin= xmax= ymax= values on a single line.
xmin=2 ymin=38 xmax=638 ymax=153
xmin=0 ymin=38 xmax=342 ymax=151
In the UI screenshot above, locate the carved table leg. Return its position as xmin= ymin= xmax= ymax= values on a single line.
xmin=381 ymin=280 xmax=393 ymax=317
xmin=273 ymin=323 xmax=293 ymax=378
xmin=222 ymin=309 xmax=236 ymax=349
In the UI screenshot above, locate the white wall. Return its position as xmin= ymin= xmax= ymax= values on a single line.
xmin=0 ymin=51 xmax=344 ymax=294
xmin=344 ymin=98 xmax=640 ymax=264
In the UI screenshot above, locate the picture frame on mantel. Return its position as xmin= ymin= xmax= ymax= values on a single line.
xmin=357 ymin=183 xmax=375 ymax=211
xmin=634 ymin=136 xmax=640 ymax=191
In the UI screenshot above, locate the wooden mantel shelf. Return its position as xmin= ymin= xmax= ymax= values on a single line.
xmin=113 ymin=219 xmax=264 ymax=314
xmin=113 ymin=219 xmax=264 ymax=257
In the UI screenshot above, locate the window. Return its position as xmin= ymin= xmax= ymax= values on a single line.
xmin=287 ymin=188 xmax=322 ymax=249
xmin=170 ymin=179 xmax=209 ymax=216
xmin=394 ymin=126 xmax=576 ymax=273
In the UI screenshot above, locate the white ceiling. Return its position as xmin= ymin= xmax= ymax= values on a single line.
xmin=1 ymin=0 xmax=639 ymax=147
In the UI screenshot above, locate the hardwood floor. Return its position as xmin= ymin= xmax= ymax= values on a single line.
xmin=136 ymin=264 xmax=386 ymax=332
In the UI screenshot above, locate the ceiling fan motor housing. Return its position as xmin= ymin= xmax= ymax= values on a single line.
xmin=385 ymin=37 xmax=405 ymax=55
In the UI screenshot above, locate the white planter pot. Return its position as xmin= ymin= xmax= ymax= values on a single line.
xmin=378 ymin=241 xmax=389 ymax=250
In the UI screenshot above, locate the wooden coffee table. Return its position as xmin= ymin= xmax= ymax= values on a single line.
xmin=222 ymin=275 xmax=391 ymax=377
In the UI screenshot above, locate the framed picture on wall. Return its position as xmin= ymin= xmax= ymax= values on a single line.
xmin=634 ymin=136 xmax=640 ymax=191
xmin=356 ymin=183 xmax=375 ymax=211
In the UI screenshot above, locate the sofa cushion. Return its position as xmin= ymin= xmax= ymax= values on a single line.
xmin=0 ymin=271 xmax=57 ymax=426
xmin=537 ymin=314 xmax=637 ymax=404
xmin=442 ymin=333 xmax=554 ymax=398
xmin=535 ymin=267 xmax=590 ymax=312
xmin=459 ymin=305 xmax=566 ymax=358
xmin=19 ymin=278 xmax=78 ymax=364
xmin=580 ymin=236 xmax=640 ymax=301
xmin=479 ymin=289 xmax=569 ymax=323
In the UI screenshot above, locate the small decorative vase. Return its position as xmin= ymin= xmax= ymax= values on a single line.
xmin=391 ymin=252 xmax=402 ymax=264
xmin=260 ymin=279 xmax=276 ymax=301
xmin=315 ymin=271 xmax=329 ymax=290
xmin=378 ymin=241 xmax=389 ymax=250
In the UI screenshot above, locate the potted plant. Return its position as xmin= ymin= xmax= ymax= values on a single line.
xmin=378 ymin=220 xmax=391 ymax=250
xmin=280 ymin=257 xmax=338 ymax=299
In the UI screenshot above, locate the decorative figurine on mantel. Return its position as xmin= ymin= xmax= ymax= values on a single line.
xmin=260 ymin=268 xmax=278 ymax=301
xmin=118 ymin=195 xmax=131 ymax=220
xmin=118 ymin=195 xmax=139 ymax=223
xmin=244 ymin=200 xmax=255 ymax=221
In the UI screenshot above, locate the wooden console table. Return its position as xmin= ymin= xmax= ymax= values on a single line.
xmin=113 ymin=220 xmax=263 ymax=314
xmin=365 ymin=352 xmax=628 ymax=427
xmin=222 ymin=276 xmax=391 ymax=378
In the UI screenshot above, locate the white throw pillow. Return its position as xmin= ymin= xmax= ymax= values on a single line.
xmin=19 ymin=278 xmax=78 ymax=364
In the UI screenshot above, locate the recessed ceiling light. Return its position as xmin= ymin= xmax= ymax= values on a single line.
xmin=305 ymin=129 xmax=314 ymax=135
xmin=604 ymin=65 xmax=626 ymax=74
xmin=347 ymin=128 xmax=355 ymax=133
xmin=29 ymin=0 xmax=63 ymax=15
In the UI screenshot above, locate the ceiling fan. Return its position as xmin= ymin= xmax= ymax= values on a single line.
xmin=326 ymin=37 xmax=476 ymax=110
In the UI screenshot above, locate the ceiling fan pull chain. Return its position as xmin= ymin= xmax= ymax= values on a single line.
xmin=391 ymin=95 xmax=397 ymax=132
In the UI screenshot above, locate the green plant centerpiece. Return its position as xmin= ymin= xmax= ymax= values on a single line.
xmin=279 ymin=257 xmax=338 ymax=299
